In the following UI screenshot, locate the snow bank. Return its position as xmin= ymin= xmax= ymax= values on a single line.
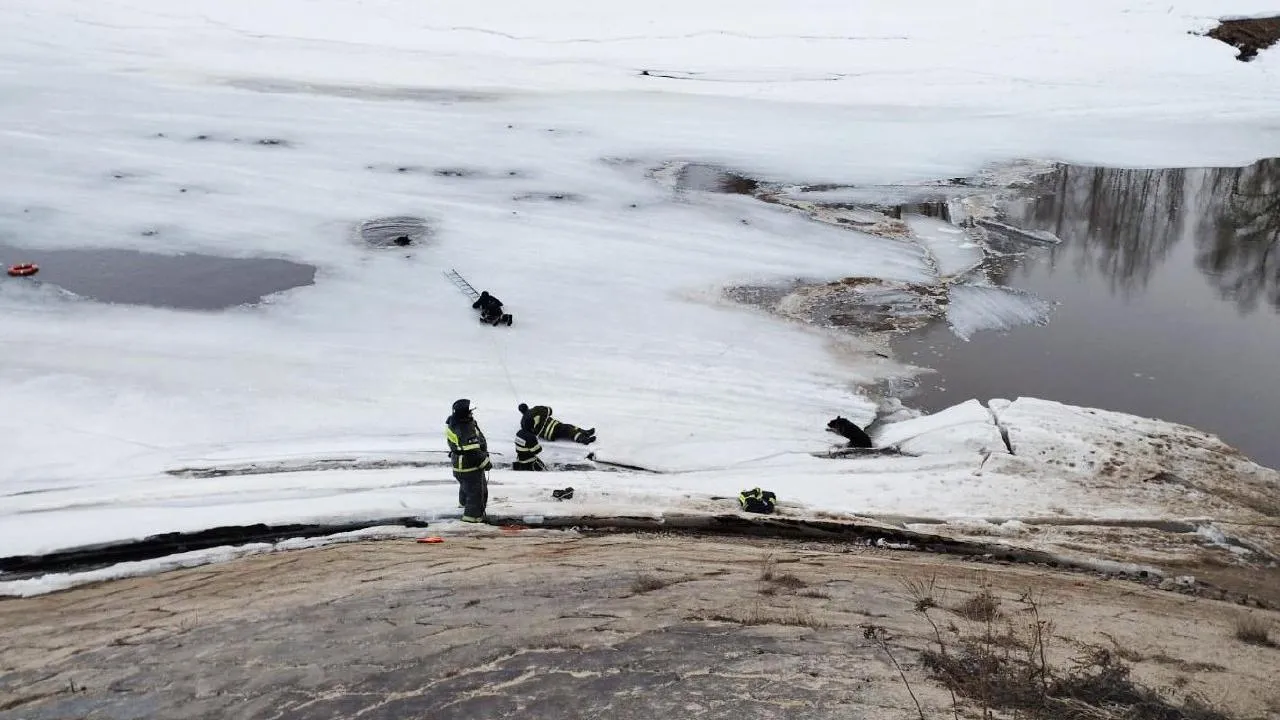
xmin=873 ymin=399 xmax=1007 ymax=456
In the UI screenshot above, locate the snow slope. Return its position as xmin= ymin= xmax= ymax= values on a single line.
xmin=2 ymin=1 xmax=1279 ymax=574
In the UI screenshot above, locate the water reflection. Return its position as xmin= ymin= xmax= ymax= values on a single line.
xmin=1199 ymin=158 xmax=1280 ymax=313
xmin=890 ymin=157 xmax=1280 ymax=469
xmin=1002 ymin=158 xmax=1280 ymax=314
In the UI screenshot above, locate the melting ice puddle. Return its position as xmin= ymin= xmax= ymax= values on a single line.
xmin=670 ymin=162 xmax=760 ymax=194
xmin=0 ymin=243 xmax=316 ymax=310
xmin=892 ymin=159 xmax=1280 ymax=470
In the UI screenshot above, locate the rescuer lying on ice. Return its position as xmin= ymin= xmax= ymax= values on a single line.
xmin=472 ymin=291 xmax=513 ymax=326
xmin=517 ymin=403 xmax=596 ymax=445
xmin=512 ymin=412 xmax=548 ymax=471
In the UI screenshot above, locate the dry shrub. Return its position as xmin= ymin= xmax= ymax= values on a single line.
xmin=759 ymin=553 xmax=776 ymax=581
xmin=1233 ymin=615 xmax=1274 ymax=647
xmin=770 ymin=573 xmax=807 ymax=589
xmin=952 ymin=588 xmax=1001 ymax=622
xmin=703 ymin=604 xmax=828 ymax=629
xmin=923 ymin=608 xmax=1231 ymax=720
xmin=901 ymin=574 xmax=942 ymax=611
xmin=630 ymin=573 xmax=672 ymax=594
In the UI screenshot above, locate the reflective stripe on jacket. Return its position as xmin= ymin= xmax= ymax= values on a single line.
xmin=446 ymin=417 xmax=491 ymax=472
xmin=514 ymin=428 xmax=543 ymax=465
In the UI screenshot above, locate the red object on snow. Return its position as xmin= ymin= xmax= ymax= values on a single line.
xmin=6 ymin=263 xmax=38 ymax=277
xmin=416 ymin=536 xmax=445 ymax=544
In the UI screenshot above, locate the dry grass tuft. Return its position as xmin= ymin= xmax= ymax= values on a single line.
xmin=770 ymin=573 xmax=807 ymax=589
xmin=759 ymin=553 xmax=776 ymax=581
xmin=699 ymin=603 xmax=828 ymax=629
xmin=1233 ymin=615 xmax=1275 ymax=647
xmin=630 ymin=573 xmax=674 ymax=594
xmin=952 ymin=588 xmax=1001 ymax=622
xmin=901 ymin=574 xmax=942 ymax=612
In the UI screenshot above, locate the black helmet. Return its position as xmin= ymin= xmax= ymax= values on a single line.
xmin=452 ymin=398 xmax=472 ymax=415
xmin=518 ymin=403 xmax=529 ymax=414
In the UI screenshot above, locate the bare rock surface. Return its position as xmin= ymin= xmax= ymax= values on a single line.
xmin=3 ymin=533 xmax=1278 ymax=719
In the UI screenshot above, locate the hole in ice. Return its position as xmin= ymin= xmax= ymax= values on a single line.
xmin=357 ymin=216 xmax=433 ymax=248
xmin=674 ymin=163 xmax=761 ymax=195
xmin=0 ymin=243 xmax=316 ymax=310
xmin=1202 ymin=16 xmax=1280 ymax=61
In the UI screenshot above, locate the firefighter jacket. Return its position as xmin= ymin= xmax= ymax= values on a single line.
xmin=446 ymin=415 xmax=492 ymax=473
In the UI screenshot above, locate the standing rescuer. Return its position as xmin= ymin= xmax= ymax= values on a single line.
xmin=446 ymin=398 xmax=491 ymax=522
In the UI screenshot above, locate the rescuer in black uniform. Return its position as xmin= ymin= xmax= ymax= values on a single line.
xmin=445 ymin=398 xmax=491 ymax=522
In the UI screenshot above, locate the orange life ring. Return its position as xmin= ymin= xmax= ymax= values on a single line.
xmin=6 ymin=263 xmax=38 ymax=277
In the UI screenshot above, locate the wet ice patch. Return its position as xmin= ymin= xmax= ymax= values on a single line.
xmin=224 ymin=78 xmax=501 ymax=103
xmin=365 ymin=165 xmax=525 ymax=179
xmin=365 ymin=163 xmax=429 ymax=175
xmin=757 ymin=277 xmax=947 ymax=334
xmin=945 ymin=284 xmax=1053 ymax=341
xmin=162 ymin=132 xmax=293 ymax=148
xmin=649 ymin=161 xmax=763 ymax=196
xmin=974 ymin=219 xmax=1062 ymax=253
xmin=356 ymin=216 xmax=433 ymax=248
xmin=512 ymin=191 xmax=584 ymax=202
xmin=780 ymin=184 xmax=965 ymax=207
xmin=903 ymin=214 xmax=984 ymax=278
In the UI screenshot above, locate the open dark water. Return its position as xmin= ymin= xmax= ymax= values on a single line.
xmin=0 ymin=244 xmax=314 ymax=310
xmin=892 ymin=159 xmax=1280 ymax=470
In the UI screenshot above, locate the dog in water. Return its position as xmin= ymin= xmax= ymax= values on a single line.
xmin=827 ymin=416 xmax=873 ymax=448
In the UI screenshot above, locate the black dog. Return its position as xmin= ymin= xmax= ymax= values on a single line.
xmin=827 ymin=416 xmax=873 ymax=449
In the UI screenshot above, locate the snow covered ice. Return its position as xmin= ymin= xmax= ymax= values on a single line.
xmin=2 ymin=0 xmax=1280 ymax=591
